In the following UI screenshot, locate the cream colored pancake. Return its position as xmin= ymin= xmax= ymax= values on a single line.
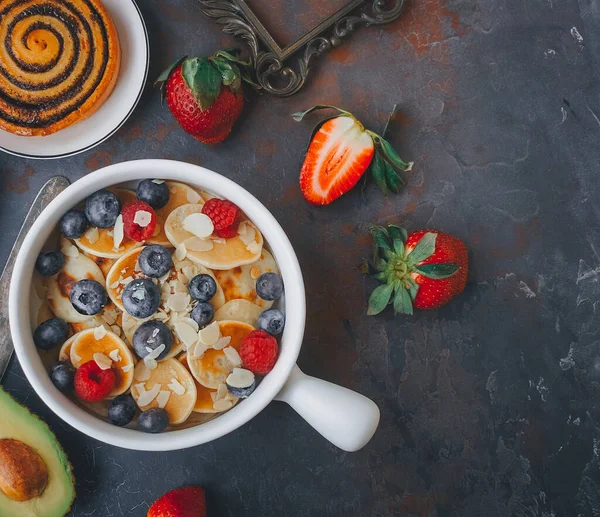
xmin=178 ymin=355 xmax=238 ymax=413
xmin=213 ymin=249 xmax=279 ymax=310
xmin=187 ymin=320 xmax=253 ymax=389
xmin=82 ymin=251 xmax=115 ymax=277
xmin=74 ymin=189 xmax=141 ymax=259
xmin=214 ymin=299 xmax=264 ymax=326
xmin=70 ymin=328 xmax=135 ymax=398
xmin=131 ymin=358 xmax=197 ymax=425
xmin=165 ymin=204 xmax=263 ymax=270
xmin=31 ymin=272 xmax=54 ymax=328
xmin=146 ymin=182 xmax=205 ymax=247
xmin=105 ymin=247 xmax=144 ymax=311
xmin=58 ymin=333 xmax=79 ymax=362
xmin=46 ymin=244 xmax=105 ymax=323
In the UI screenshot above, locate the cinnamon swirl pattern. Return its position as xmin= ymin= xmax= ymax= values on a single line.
xmin=0 ymin=0 xmax=121 ymax=136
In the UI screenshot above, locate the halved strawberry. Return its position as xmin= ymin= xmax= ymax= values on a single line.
xmin=294 ymin=105 xmax=413 ymax=205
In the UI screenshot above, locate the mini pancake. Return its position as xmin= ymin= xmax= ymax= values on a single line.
xmin=121 ymin=312 xmax=185 ymax=360
xmin=74 ymin=189 xmax=141 ymax=259
xmin=30 ymin=273 xmax=54 ymax=328
xmin=131 ymin=358 xmax=197 ymax=425
xmin=81 ymin=251 xmax=115 ymax=277
xmin=214 ymin=299 xmax=264 ymax=327
xmin=213 ymin=249 xmax=279 ymax=309
xmin=165 ymin=204 xmax=263 ymax=270
xmin=147 ymin=182 xmax=205 ymax=247
xmin=187 ymin=321 xmax=253 ymax=389
xmin=172 ymin=258 xmax=225 ymax=310
xmin=179 ymin=355 xmax=238 ymax=414
xmin=105 ymin=247 xmax=144 ymax=311
xmin=69 ymin=328 xmax=135 ymax=398
xmin=46 ymin=244 xmax=105 ymax=323
xmin=58 ymin=333 xmax=79 ymax=362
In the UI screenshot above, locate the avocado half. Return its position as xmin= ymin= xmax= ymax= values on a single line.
xmin=0 ymin=388 xmax=75 ymax=517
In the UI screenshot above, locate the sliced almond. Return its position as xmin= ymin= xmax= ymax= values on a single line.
xmin=226 ymin=368 xmax=255 ymax=388
xmin=186 ymin=189 xmax=202 ymax=204
xmin=145 ymin=344 xmax=166 ymax=361
xmin=192 ymin=341 xmax=208 ymax=358
xmin=167 ymin=292 xmax=190 ymax=312
xmin=175 ymin=242 xmax=187 ymax=261
xmin=133 ymin=210 xmax=153 ymax=228
xmin=174 ymin=321 xmax=199 ymax=350
xmin=135 ymin=363 xmax=151 ymax=381
xmin=109 ymin=349 xmax=122 ymax=362
xmin=168 ymin=378 xmax=186 ymax=395
xmin=182 ymin=213 xmax=214 ymax=239
xmin=198 ymin=321 xmax=220 ymax=347
xmin=223 ymin=346 xmax=242 ymax=367
xmin=93 ymin=352 xmax=112 ymax=370
xmin=137 ymin=384 xmax=161 ymax=406
xmin=156 ymin=390 xmax=171 ymax=409
xmin=213 ymin=336 xmax=232 ymax=351
xmin=144 ymin=357 xmax=158 ymax=370
xmin=183 ymin=237 xmax=214 ymax=252
xmin=113 ymin=215 xmax=124 ymax=249
xmin=213 ymin=399 xmax=234 ymax=412
xmin=94 ymin=325 xmax=107 ymax=340
xmin=152 ymin=179 xmax=165 ymax=185
xmin=84 ymin=227 xmax=99 ymax=244
xmin=122 ymin=364 xmax=133 ymax=373
xmin=216 ymin=383 xmax=228 ymax=401
xmin=246 ymin=241 xmax=262 ymax=255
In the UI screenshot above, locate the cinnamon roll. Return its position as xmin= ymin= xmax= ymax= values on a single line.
xmin=0 ymin=0 xmax=121 ymax=136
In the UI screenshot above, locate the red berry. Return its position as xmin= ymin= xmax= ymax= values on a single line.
xmin=121 ymin=201 xmax=157 ymax=242
xmin=74 ymin=361 xmax=115 ymax=402
xmin=148 ymin=486 xmax=206 ymax=517
xmin=239 ymin=330 xmax=278 ymax=375
xmin=202 ymin=198 xmax=240 ymax=238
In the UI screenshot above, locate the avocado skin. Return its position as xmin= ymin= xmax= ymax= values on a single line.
xmin=0 ymin=388 xmax=75 ymax=517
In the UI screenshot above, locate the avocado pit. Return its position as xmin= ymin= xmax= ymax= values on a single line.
xmin=0 ymin=439 xmax=49 ymax=502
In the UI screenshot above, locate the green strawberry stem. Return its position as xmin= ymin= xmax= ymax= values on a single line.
xmin=292 ymin=105 xmax=413 ymax=195
xmin=364 ymin=224 xmax=459 ymax=316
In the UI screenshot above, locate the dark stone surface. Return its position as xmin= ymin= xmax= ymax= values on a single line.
xmin=2 ymin=0 xmax=600 ymax=515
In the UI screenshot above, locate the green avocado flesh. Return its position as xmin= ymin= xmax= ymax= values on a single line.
xmin=0 ymin=389 xmax=75 ymax=517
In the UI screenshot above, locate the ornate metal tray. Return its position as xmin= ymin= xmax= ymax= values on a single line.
xmin=199 ymin=0 xmax=405 ymax=96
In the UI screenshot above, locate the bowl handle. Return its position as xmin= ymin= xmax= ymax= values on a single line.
xmin=274 ymin=365 xmax=380 ymax=452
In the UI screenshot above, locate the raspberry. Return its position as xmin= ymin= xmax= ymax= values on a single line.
xmin=121 ymin=201 xmax=157 ymax=242
xmin=74 ymin=361 xmax=115 ymax=402
xmin=239 ymin=330 xmax=278 ymax=375
xmin=202 ymin=198 xmax=240 ymax=238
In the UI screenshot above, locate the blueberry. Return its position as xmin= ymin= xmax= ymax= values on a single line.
xmin=121 ymin=279 xmax=160 ymax=319
xmin=85 ymin=189 xmax=121 ymax=228
xmin=257 ymin=309 xmax=285 ymax=336
xmin=108 ymin=394 xmax=137 ymax=426
xmin=132 ymin=321 xmax=172 ymax=360
xmin=60 ymin=210 xmax=89 ymax=239
xmin=138 ymin=407 xmax=169 ymax=433
xmin=188 ymin=274 xmax=217 ymax=302
xmin=191 ymin=302 xmax=214 ymax=328
xmin=50 ymin=361 xmax=76 ymax=391
xmin=70 ymin=279 xmax=107 ymax=315
xmin=226 ymin=368 xmax=256 ymax=399
xmin=34 ymin=318 xmax=68 ymax=350
xmin=138 ymin=245 xmax=173 ymax=278
xmin=35 ymin=251 xmax=64 ymax=276
xmin=136 ymin=179 xmax=170 ymax=210
xmin=256 ymin=273 xmax=284 ymax=301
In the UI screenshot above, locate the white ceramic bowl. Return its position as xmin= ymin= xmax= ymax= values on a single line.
xmin=9 ymin=160 xmax=380 ymax=451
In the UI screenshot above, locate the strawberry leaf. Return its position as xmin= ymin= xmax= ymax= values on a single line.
xmin=378 ymin=136 xmax=413 ymax=172
xmin=154 ymin=55 xmax=187 ymax=104
xmin=292 ymin=105 xmax=351 ymax=122
xmin=406 ymin=232 xmax=437 ymax=265
xmin=370 ymin=226 xmax=392 ymax=252
xmin=211 ymin=59 xmax=238 ymax=86
xmin=367 ymin=283 xmax=394 ymax=315
xmin=181 ymin=57 xmax=223 ymax=110
xmin=406 ymin=277 xmax=419 ymax=300
xmin=371 ymin=152 xmax=389 ymax=195
xmin=415 ymin=263 xmax=460 ymax=279
xmin=393 ymin=284 xmax=413 ymax=315
xmin=387 ymin=225 xmax=407 ymax=243
xmin=393 ymin=237 xmax=405 ymax=257
xmin=386 ymin=166 xmax=405 ymax=194
xmin=213 ymin=48 xmax=251 ymax=67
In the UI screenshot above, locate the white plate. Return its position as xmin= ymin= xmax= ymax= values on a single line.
xmin=0 ymin=0 xmax=149 ymax=160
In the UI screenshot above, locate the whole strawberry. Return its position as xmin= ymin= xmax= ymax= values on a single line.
xmin=148 ymin=486 xmax=206 ymax=517
xmin=155 ymin=50 xmax=249 ymax=144
xmin=364 ymin=225 xmax=468 ymax=315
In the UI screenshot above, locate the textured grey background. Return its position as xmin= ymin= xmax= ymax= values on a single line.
xmin=2 ymin=0 xmax=600 ymax=515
